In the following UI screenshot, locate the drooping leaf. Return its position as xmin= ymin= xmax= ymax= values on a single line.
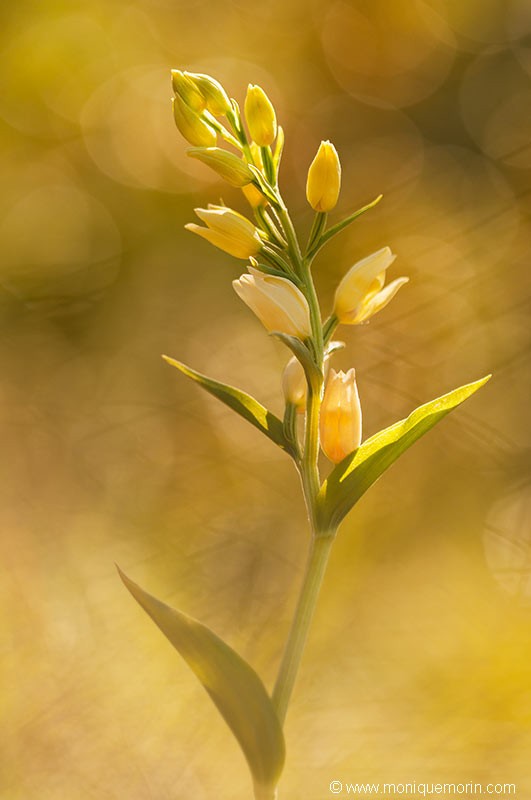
xmin=325 ymin=340 xmax=345 ymax=357
xmin=318 ymin=376 xmax=491 ymax=530
xmin=270 ymin=332 xmax=321 ymax=390
xmin=163 ymin=355 xmax=293 ymax=456
xmin=118 ymin=567 xmax=285 ymax=796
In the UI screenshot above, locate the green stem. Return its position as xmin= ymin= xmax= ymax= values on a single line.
xmin=255 ymin=207 xmax=288 ymax=248
xmin=204 ymin=112 xmax=241 ymax=150
xmin=323 ymin=314 xmax=339 ymax=346
xmin=283 ymin=402 xmax=301 ymax=461
xmin=254 ymin=784 xmax=277 ymax=800
xmin=301 ymin=382 xmax=321 ymax=519
xmin=272 ymin=533 xmax=335 ymax=725
xmin=261 ymin=245 xmax=297 ymax=276
xmin=267 ymin=196 xmax=335 ymax=731
xmin=305 ymin=211 xmax=327 ymax=255
xmin=301 ymin=260 xmax=324 ymax=363
xmin=307 ymin=194 xmax=383 ymax=260
xmin=261 ymin=146 xmax=277 ymax=187
xmin=276 ymin=207 xmax=303 ymax=272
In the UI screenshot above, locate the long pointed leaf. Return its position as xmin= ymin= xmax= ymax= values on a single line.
xmin=270 ymin=332 xmax=321 ymax=389
xmin=163 ymin=355 xmax=293 ymax=455
xmin=318 ymin=376 xmax=491 ymax=529
xmin=118 ymin=567 xmax=285 ymax=794
xmin=308 ymin=194 xmax=383 ymax=259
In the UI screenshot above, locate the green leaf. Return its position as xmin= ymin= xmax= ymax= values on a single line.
xmin=305 ymin=211 xmax=327 ymax=253
xmin=118 ymin=567 xmax=285 ymax=795
xmin=248 ymin=165 xmax=279 ymax=205
xmin=318 ymin=376 xmax=491 ymax=530
xmin=325 ymin=340 xmax=345 ymax=357
xmin=308 ymin=194 xmax=383 ymax=260
xmin=270 ymin=332 xmax=321 ymax=390
xmin=163 ymin=355 xmax=293 ymax=455
xmin=273 ymin=126 xmax=284 ymax=172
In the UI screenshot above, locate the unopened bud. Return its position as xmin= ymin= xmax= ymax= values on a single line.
xmin=172 ymin=95 xmax=216 ymax=147
xmin=244 ymin=84 xmax=277 ymax=147
xmin=320 ymin=369 xmax=362 ymax=463
xmin=233 ymin=268 xmax=312 ymax=339
xmin=185 ymin=205 xmax=262 ymax=259
xmin=242 ymin=183 xmax=267 ymax=208
xmin=184 ymin=71 xmax=232 ymax=116
xmin=171 ymin=70 xmax=205 ymax=112
xmin=187 ymin=147 xmax=255 ymax=187
xmin=282 ymin=356 xmax=307 ymax=412
xmin=306 ymin=141 xmax=341 ymax=213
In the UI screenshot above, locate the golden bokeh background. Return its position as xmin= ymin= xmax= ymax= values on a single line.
xmin=2 ymin=0 xmax=531 ymax=797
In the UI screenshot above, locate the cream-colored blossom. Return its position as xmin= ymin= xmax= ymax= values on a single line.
xmin=282 ymin=356 xmax=307 ymax=411
xmin=185 ymin=206 xmax=262 ymax=259
xmin=233 ymin=268 xmax=312 ymax=339
xmin=334 ymin=247 xmax=408 ymax=325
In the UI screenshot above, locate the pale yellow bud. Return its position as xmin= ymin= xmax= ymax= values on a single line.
xmin=306 ymin=141 xmax=341 ymax=212
xmin=244 ymin=84 xmax=277 ymax=147
xmin=320 ymin=369 xmax=362 ymax=464
xmin=172 ymin=96 xmax=216 ymax=147
xmin=242 ymin=183 xmax=267 ymax=208
xmin=282 ymin=356 xmax=307 ymax=412
xmin=184 ymin=71 xmax=232 ymax=116
xmin=171 ymin=70 xmax=205 ymax=112
xmin=185 ymin=206 xmax=263 ymax=259
xmin=334 ymin=247 xmax=409 ymax=325
xmin=187 ymin=147 xmax=254 ymax=187
xmin=233 ymin=268 xmax=312 ymax=339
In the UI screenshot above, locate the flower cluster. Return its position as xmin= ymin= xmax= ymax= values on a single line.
xmin=120 ymin=70 xmax=489 ymax=800
xmin=171 ymin=70 xmax=408 ymax=465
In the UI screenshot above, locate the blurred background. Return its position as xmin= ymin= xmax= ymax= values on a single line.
xmin=1 ymin=0 xmax=531 ymax=797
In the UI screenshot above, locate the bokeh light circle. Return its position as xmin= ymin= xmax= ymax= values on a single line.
xmin=460 ymin=49 xmax=531 ymax=169
xmin=0 ymin=183 xmax=121 ymax=312
xmin=319 ymin=0 xmax=456 ymax=108
xmin=0 ymin=14 xmax=114 ymax=137
xmin=484 ymin=485 xmax=531 ymax=602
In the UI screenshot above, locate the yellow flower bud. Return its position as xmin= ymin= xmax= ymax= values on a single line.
xmin=184 ymin=71 xmax=232 ymax=117
xmin=320 ymin=369 xmax=362 ymax=464
xmin=187 ymin=147 xmax=254 ymax=187
xmin=306 ymin=141 xmax=341 ymax=212
xmin=333 ymin=247 xmax=409 ymax=325
xmin=242 ymin=183 xmax=267 ymax=208
xmin=244 ymin=84 xmax=277 ymax=147
xmin=185 ymin=205 xmax=263 ymax=259
xmin=171 ymin=70 xmax=205 ymax=112
xmin=282 ymin=356 xmax=307 ymax=412
xmin=233 ymin=268 xmax=312 ymax=339
xmin=172 ymin=95 xmax=216 ymax=147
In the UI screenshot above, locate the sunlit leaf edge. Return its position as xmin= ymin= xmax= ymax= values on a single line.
xmin=318 ymin=375 xmax=491 ymax=529
xmin=163 ymin=355 xmax=292 ymax=455
xmin=118 ymin=566 xmax=286 ymax=792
